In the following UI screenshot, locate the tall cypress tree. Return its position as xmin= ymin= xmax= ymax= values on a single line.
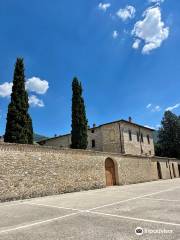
xmin=4 ymin=58 xmax=33 ymax=144
xmin=71 ymin=77 xmax=88 ymax=149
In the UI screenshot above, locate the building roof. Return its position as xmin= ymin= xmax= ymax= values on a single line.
xmin=37 ymin=119 xmax=155 ymax=143
xmin=99 ymin=119 xmax=155 ymax=131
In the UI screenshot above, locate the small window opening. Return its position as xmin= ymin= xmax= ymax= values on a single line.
xmin=92 ymin=140 xmax=95 ymax=148
xmin=147 ymin=135 xmax=150 ymax=144
xmin=129 ymin=130 xmax=132 ymax=141
xmin=137 ymin=132 xmax=140 ymax=142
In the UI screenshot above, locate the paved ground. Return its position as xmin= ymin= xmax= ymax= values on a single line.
xmin=0 ymin=179 xmax=180 ymax=240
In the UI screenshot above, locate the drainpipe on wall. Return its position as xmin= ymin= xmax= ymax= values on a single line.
xmin=118 ymin=122 xmax=124 ymax=154
xmin=139 ymin=127 xmax=143 ymax=155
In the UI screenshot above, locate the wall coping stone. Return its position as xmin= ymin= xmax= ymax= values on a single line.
xmin=0 ymin=143 xmax=179 ymax=162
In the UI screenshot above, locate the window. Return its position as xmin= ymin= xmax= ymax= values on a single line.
xmin=39 ymin=140 xmax=46 ymax=145
xmin=149 ymin=151 xmax=151 ymax=155
xmin=91 ymin=129 xmax=95 ymax=133
xmin=141 ymin=133 xmax=144 ymax=142
xmin=147 ymin=135 xmax=150 ymax=144
xmin=128 ymin=130 xmax=132 ymax=141
xmin=137 ymin=132 xmax=140 ymax=142
xmin=92 ymin=140 xmax=95 ymax=148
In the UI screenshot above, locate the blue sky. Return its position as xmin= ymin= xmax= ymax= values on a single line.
xmin=0 ymin=0 xmax=179 ymax=137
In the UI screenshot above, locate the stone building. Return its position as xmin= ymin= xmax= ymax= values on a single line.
xmin=38 ymin=118 xmax=155 ymax=156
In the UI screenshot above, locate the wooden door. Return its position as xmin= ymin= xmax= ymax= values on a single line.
xmin=178 ymin=165 xmax=180 ymax=177
xmin=105 ymin=158 xmax=116 ymax=186
xmin=157 ymin=162 xmax=162 ymax=179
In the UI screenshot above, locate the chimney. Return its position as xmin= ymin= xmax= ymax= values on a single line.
xmin=128 ymin=117 xmax=132 ymax=123
xmin=93 ymin=123 xmax=96 ymax=128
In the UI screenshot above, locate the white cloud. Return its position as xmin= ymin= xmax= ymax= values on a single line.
xmin=0 ymin=78 xmax=49 ymax=109
xmin=98 ymin=3 xmax=111 ymax=12
xmin=149 ymin=0 xmax=164 ymax=4
xmin=132 ymin=7 xmax=169 ymax=54
xmin=152 ymin=105 xmax=161 ymax=112
xmin=26 ymin=77 xmax=49 ymax=95
xmin=28 ymin=95 xmax=44 ymax=107
xmin=116 ymin=5 xmax=136 ymax=21
xmin=132 ymin=39 xmax=141 ymax=49
xmin=146 ymin=104 xmax=162 ymax=112
xmin=166 ymin=103 xmax=180 ymax=112
xmin=0 ymin=82 xmax=13 ymax=97
xmin=146 ymin=103 xmax=152 ymax=109
xmin=112 ymin=30 xmax=118 ymax=39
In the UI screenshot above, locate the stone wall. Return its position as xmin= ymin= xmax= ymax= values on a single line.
xmin=0 ymin=143 xmax=179 ymax=202
xmin=114 ymin=155 xmax=158 ymax=185
xmin=101 ymin=123 xmax=122 ymax=153
xmin=152 ymin=157 xmax=180 ymax=180
xmin=121 ymin=122 xmax=155 ymax=156
xmin=0 ymin=144 xmax=105 ymax=202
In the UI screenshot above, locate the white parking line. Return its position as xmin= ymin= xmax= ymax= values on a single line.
xmin=0 ymin=212 xmax=79 ymax=235
xmin=27 ymin=202 xmax=84 ymax=212
xmin=88 ymin=186 xmax=180 ymax=211
xmin=0 ymin=184 xmax=180 ymax=234
xmin=26 ymin=186 xmax=180 ymax=213
xmin=142 ymin=197 xmax=180 ymax=202
xmin=90 ymin=211 xmax=180 ymax=227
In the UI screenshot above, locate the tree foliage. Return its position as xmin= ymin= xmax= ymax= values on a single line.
xmin=156 ymin=111 xmax=180 ymax=159
xmin=4 ymin=58 xmax=33 ymax=144
xmin=71 ymin=77 xmax=88 ymax=149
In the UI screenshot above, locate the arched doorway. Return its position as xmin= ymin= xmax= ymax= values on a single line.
xmin=105 ymin=158 xmax=116 ymax=186
xmin=157 ymin=162 xmax=162 ymax=179
xmin=172 ymin=163 xmax=176 ymax=178
xmin=168 ymin=162 xmax=172 ymax=179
